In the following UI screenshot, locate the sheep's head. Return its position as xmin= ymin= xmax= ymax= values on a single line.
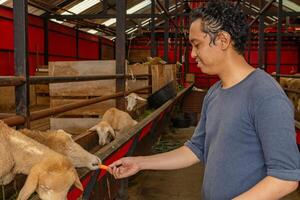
xmin=50 ymin=129 xmax=101 ymax=170
xmin=125 ymin=93 xmax=147 ymax=111
xmin=89 ymin=121 xmax=116 ymax=146
xmin=17 ymin=157 xmax=83 ymax=200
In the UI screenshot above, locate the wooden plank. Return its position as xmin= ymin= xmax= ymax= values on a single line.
xmin=50 ymin=99 xmax=115 ymax=116
xmin=0 ymin=86 xmax=37 ymax=112
xmin=50 ymin=118 xmax=100 ymax=135
xmin=151 ymin=64 xmax=177 ymax=93
xmin=126 ymin=63 xmax=150 ymax=97
xmin=128 ymin=49 xmax=151 ymax=63
xmin=49 ymin=60 xmax=116 ymax=97
xmin=35 ymin=84 xmax=49 ymax=94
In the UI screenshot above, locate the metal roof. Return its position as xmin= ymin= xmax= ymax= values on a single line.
xmin=0 ymin=0 xmax=299 ymax=38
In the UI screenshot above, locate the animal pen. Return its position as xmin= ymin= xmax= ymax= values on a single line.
xmin=0 ymin=60 xmax=191 ymax=200
xmin=1 ymin=0 xmax=300 ymax=199
xmin=0 ymin=2 xmax=190 ymax=199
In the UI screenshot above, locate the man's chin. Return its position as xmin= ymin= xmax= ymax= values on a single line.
xmin=199 ymin=67 xmax=216 ymax=76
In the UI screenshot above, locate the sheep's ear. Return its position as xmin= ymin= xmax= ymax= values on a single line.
xmin=73 ymin=172 xmax=83 ymax=191
xmin=108 ymin=126 xmax=116 ymax=139
xmin=88 ymin=125 xmax=97 ymax=132
xmin=136 ymin=96 xmax=147 ymax=101
xmin=17 ymin=168 xmax=39 ymax=200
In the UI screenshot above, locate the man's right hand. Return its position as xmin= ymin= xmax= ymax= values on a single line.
xmin=108 ymin=157 xmax=142 ymax=179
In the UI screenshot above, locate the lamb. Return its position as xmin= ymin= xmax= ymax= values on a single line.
xmin=89 ymin=107 xmax=138 ymax=145
xmin=20 ymin=129 xmax=101 ymax=170
xmin=0 ymin=120 xmax=83 ymax=200
xmin=273 ymin=73 xmax=300 ymax=111
xmin=125 ymin=93 xmax=147 ymax=111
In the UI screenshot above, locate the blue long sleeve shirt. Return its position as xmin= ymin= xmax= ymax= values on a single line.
xmin=185 ymin=69 xmax=300 ymax=200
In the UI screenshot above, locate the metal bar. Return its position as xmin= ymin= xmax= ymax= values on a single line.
xmin=283 ymin=88 xmax=300 ymax=95
xmin=13 ymin=0 xmax=30 ymax=128
xmin=48 ymin=13 xmax=162 ymax=20
xmin=76 ymin=28 xmax=79 ymax=59
xmin=103 ymin=0 xmax=108 ymax=14
xmin=151 ymin=0 xmax=156 ymax=57
xmin=43 ymin=17 xmax=49 ymax=65
xmin=179 ymin=14 xmax=183 ymax=63
xmin=98 ymin=37 xmax=102 ymax=60
xmin=3 ymin=86 xmax=151 ymax=127
xmin=115 ymin=0 xmax=126 ymax=110
xmin=258 ymin=0 xmax=265 ymax=69
xmin=249 ymin=0 xmax=275 ymax=27
xmin=247 ymin=1 xmax=252 ymax=64
xmin=174 ymin=0 xmax=178 ymax=63
xmin=40 ymin=0 xmax=74 ymax=17
xmin=30 ymin=86 xmax=151 ymax=121
xmin=29 ymin=74 xmax=151 ymax=84
xmin=2 ymin=115 xmax=26 ymax=127
xmin=276 ymin=0 xmax=283 ymax=81
xmin=0 ymin=113 xmax=15 ymax=119
xmin=0 ymin=76 xmax=25 ymax=86
xmin=184 ymin=14 xmax=190 ymax=76
xmin=164 ymin=0 xmax=169 ymax=62
xmin=155 ymin=0 xmax=178 ymax=30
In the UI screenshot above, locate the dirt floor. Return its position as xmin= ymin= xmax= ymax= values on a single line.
xmin=127 ymin=126 xmax=300 ymax=200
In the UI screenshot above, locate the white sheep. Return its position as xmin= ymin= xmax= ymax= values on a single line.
xmin=0 ymin=120 xmax=83 ymax=200
xmin=20 ymin=129 xmax=101 ymax=170
xmin=89 ymin=107 xmax=138 ymax=145
xmin=125 ymin=93 xmax=147 ymax=111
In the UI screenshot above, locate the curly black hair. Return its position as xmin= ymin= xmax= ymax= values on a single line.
xmin=190 ymin=0 xmax=249 ymax=54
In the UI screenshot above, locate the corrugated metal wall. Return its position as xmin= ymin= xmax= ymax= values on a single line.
xmin=0 ymin=6 xmax=115 ymax=76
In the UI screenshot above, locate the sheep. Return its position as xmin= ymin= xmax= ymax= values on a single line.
xmin=0 ymin=120 xmax=83 ymax=200
xmin=273 ymin=73 xmax=300 ymax=111
xmin=89 ymin=107 xmax=138 ymax=145
xmin=19 ymin=128 xmax=101 ymax=170
xmin=287 ymin=78 xmax=300 ymax=112
xmin=125 ymin=93 xmax=147 ymax=111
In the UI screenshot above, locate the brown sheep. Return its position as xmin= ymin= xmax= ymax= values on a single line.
xmin=89 ymin=107 xmax=138 ymax=145
xmin=0 ymin=120 xmax=83 ymax=200
xmin=20 ymin=129 xmax=101 ymax=170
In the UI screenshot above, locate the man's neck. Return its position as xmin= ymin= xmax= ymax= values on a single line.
xmin=218 ymin=53 xmax=255 ymax=89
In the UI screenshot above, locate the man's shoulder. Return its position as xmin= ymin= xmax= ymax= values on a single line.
xmin=249 ymin=69 xmax=285 ymax=98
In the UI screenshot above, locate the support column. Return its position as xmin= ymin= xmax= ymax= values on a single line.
xmin=151 ymin=0 xmax=156 ymax=57
xmin=76 ymin=28 xmax=79 ymax=59
xmin=174 ymin=0 xmax=178 ymax=63
xmin=13 ymin=0 xmax=30 ymax=128
xmin=258 ymin=0 xmax=265 ymax=69
xmin=276 ymin=0 xmax=282 ymax=80
xmin=98 ymin=37 xmax=102 ymax=60
xmin=43 ymin=17 xmax=49 ymax=65
xmin=164 ymin=0 xmax=169 ymax=62
xmin=115 ymin=1 xmax=126 ymax=111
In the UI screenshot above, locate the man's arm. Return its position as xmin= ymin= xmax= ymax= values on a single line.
xmin=233 ymin=176 xmax=299 ymax=200
xmin=109 ymin=146 xmax=199 ymax=179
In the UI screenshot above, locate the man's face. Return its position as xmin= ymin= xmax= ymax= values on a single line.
xmin=189 ymin=19 xmax=224 ymax=75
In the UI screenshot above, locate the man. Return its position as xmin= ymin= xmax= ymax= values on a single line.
xmin=109 ymin=0 xmax=300 ymax=199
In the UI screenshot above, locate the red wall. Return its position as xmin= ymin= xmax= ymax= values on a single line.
xmin=130 ymin=36 xmax=299 ymax=89
xmin=0 ymin=6 xmax=115 ymax=76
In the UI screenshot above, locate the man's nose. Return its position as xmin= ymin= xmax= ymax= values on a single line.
xmin=191 ymin=47 xmax=197 ymax=59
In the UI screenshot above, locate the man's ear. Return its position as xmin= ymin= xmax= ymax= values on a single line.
xmin=217 ymin=31 xmax=231 ymax=50
xmin=17 ymin=167 xmax=40 ymax=200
